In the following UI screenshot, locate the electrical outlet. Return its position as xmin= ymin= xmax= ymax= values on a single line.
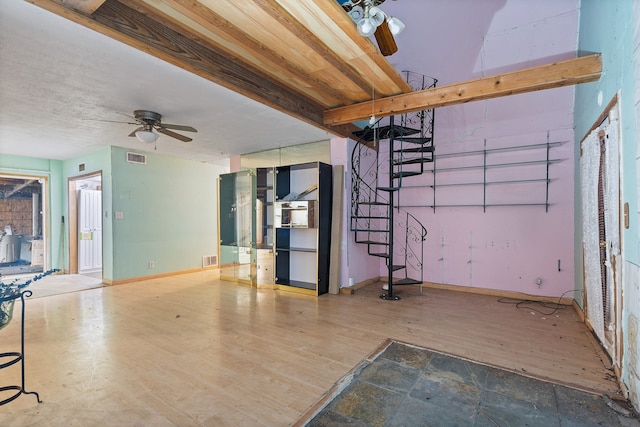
xmin=536 ymin=277 xmax=542 ymax=287
xmin=149 ymin=261 xmax=155 ymax=268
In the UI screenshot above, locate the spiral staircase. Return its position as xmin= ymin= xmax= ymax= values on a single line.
xmin=350 ymin=73 xmax=437 ymax=300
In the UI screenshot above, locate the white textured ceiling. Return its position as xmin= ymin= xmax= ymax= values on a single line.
xmin=0 ymin=1 xmax=334 ymax=166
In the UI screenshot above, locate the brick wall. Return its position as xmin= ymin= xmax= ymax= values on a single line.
xmin=0 ymin=198 xmax=33 ymax=235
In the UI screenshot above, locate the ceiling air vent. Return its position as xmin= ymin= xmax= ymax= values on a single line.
xmin=126 ymin=152 xmax=147 ymax=165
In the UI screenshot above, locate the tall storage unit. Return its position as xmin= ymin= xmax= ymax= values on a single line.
xmin=218 ymin=170 xmax=257 ymax=284
xmin=274 ymin=162 xmax=332 ymax=295
xmin=218 ymin=168 xmax=274 ymax=286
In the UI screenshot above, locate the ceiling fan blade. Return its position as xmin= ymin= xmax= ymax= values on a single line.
xmin=156 ymin=127 xmax=193 ymax=142
xmin=84 ymin=118 xmax=137 ymax=125
xmin=128 ymin=127 xmax=144 ymax=137
xmin=159 ymin=123 xmax=197 ymax=132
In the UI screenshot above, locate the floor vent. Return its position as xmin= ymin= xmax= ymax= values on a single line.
xmin=126 ymin=152 xmax=147 ymax=165
xmin=202 ymin=255 xmax=217 ymax=267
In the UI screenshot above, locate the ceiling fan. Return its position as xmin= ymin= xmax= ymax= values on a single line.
xmin=126 ymin=110 xmax=197 ymax=143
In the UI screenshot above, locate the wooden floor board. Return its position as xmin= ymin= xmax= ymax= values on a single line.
xmin=0 ymin=271 xmax=620 ymax=426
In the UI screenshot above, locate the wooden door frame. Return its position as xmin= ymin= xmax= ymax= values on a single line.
xmin=0 ymin=172 xmax=48 ymax=270
xmin=68 ymin=171 xmax=102 ymax=274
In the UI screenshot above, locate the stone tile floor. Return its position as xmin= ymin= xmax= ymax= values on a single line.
xmin=303 ymin=341 xmax=640 ymax=427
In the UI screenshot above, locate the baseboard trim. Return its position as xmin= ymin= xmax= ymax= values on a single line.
xmin=339 ymin=277 xmax=380 ymax=294
xmin=340 ymin=277 xmax=573 ymax=305
xmin=103 ymin=266 xmax=217 ymax=286
xmin=422 ymin=281 xmax=574 ymax=306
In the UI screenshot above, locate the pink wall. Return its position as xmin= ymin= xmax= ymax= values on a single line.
xmin=343 ymin=0 xmax=580 ymax=297
xmin=331 ymin=137 xmax=381 ymax=287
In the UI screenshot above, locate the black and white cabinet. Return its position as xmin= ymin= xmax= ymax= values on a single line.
xmin=274 ymin=162 xmax=332 ymax=295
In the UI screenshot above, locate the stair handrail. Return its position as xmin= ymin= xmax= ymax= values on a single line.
xmin=400 ymin=211 xmax=427 ymax=284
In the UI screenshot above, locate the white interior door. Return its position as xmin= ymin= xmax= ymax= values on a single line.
xmin=78 ymin=189 xmax=102 ymax=273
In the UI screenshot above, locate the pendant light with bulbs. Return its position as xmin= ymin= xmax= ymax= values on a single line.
xmin=339 ymin=0 xmax=405 ymax=56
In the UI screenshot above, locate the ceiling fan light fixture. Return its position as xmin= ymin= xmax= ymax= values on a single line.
xmin=387 ymin=16 xmax=405 ymax=35
xmin=135 ymin=129 xmax=159 ymax=143
xmin=349 ymin=1 xmax=404 ymax=41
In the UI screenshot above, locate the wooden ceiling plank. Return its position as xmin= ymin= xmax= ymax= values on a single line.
xmin=220 ymin=0 xmax=383 ymax=104
xmin=56 ymin=0 xmax=106 ymax=15
xmin=297 ymin=0 xmax=411 ymax=94
xmin=204 ymin=2 xmax=335 ymax=75
xmin=199 ymin=0 xmax=362 ymax=94
xmin=145 ymin=0 xmax=384 ymax=106
xmin=324 ymin=54 xmax=603 ymax=126
xmin=135 ymin=0 xmax=350 ymax=107
xmin=277 ymin=0 xmax=411 ymax=97
xmin=252 ymin=0 xmax=379 ymax=99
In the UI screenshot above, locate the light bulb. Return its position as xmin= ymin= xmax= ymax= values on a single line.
xmin=387 ymin=16 xmax=405 ymax=35
xmin=357 ymin=17 xmax=376 ymax=37
xmin=368 ymin=6 xmax=386 ymax=27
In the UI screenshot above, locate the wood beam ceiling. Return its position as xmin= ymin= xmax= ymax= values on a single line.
xmin=324 ymin=54 xmax=603 ymax=126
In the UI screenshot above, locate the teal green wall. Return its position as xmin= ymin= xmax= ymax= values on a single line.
xmin=110 ymin=147 xmax=218 ymax=281
xmin=575 ymin=0 xmax=638 ymax=265
xmin=2 ymin=147 xmax=220 ymax=282
xmin=575 ymin=0 xmax=639 ymax=407
xmin=0 ymin=154 xmax=63 ymax=272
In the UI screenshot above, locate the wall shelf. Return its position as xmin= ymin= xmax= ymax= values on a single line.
xmin=275 ymin=246 xmax=317 ymax=253
xmin=413 ymin=137 xmax=564 ymax=212
xmin=429 ymin=158 xmax=562 ymax=173
xmin=401 ymin=203 xmax=549 ymax=208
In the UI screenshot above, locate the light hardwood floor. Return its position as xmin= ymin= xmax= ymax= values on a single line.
xmin=0 ymin=271 xmax=619 ymax=426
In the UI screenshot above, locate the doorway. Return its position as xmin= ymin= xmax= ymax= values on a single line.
xmin=68 ymin=172 xmax=103 ymax=279
xmin=0 ymin=174 xmax=47 ymax=277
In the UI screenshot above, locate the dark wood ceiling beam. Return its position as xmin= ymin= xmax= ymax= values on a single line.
xmin=324 ymin=54 xmax=603 ymax=126
xmin=57 ymin=0 xmax=106 ymax=14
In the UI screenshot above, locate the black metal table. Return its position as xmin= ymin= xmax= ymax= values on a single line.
xmin=0 ymin=290 xmax=41 ymax=405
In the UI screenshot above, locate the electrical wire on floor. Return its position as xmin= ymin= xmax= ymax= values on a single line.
xmin=497 ymin=289 xmax=583 ymax=316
